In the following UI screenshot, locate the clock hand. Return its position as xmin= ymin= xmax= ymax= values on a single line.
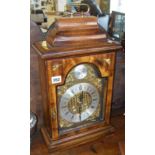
xmin=80 ymin=91 xmax=82 ymax=103
xmin=81 ymin=91 xmax=83 ymax=104
xmin=79 ymin=91 xmax=83 ymax=121
xmin=78 ymin=104 xmax=81 ymax=121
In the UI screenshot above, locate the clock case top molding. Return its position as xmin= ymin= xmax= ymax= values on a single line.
xmin=33 ymin=16 xmax=122 ymax=152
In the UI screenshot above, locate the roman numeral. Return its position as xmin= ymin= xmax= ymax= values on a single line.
xmin=91 ymin=91 xmax=95 ymax=95
xmin=71 ymin=115 xmax=74 ymax=119
xmin=71 ymin=89 xmax=75 ymax=94
xmin=92 ymin=98 xmax=97 ymax=101
xmin=91 ymin=105 xmax=95 ymax=109
xmin=61 ymin=105 xmax=67 ymax=109
xmin=79 ymin=85 xmax=82 ymax=90
xmin=65 ymin=111 xmax=69 ymax=115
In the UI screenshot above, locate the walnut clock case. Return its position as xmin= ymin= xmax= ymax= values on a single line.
xmin=33 ymin=17 xmax=122 ymax=153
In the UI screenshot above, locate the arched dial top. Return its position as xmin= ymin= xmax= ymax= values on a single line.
xmin=58 ymin=63 xmax=105 ymax=131
xmin=59 ymin=83 xmax=99 ymax=123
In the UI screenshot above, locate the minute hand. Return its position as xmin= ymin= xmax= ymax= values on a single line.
xmin=79 ymin=91 xmax=83 ymax=121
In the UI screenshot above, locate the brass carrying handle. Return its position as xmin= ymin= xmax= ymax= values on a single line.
xmin=65 ymin=3 xmax=90 ymax=17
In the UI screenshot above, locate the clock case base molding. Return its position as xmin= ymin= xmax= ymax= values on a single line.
xmin=41 ymin=125 xmax=115 ymax=153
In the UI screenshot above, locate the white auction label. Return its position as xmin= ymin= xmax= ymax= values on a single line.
xmin=51 ymin=76 xmax=62 ymax=84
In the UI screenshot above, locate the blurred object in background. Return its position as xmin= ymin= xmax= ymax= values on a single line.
xmin=30 ymin=112 xmax=38 ymax=143
xmin=81 ymin=0 xmax=110 ymax=31
xmin=46 ymin=0 xmax=56 ymax=13
xmin=65 ymin=1 xmax=90 ymax=17
xmin=81 ymin=0 xmax=103 ymax=16
xmin=30 ymin=0 xmax=47 ymax=11
xmin=100 ymin=0 xmax=110 ymax=14
xmin=31 ymin=9 xmax=47 ymax=25
xmin=109 ymin=11 xmax=125 ymax=41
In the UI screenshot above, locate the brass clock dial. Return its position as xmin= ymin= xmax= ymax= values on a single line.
xmin=59 ymin=83 xmax=99 ymax=123
xmin=58 ymin=63 xmax=106 ymax=134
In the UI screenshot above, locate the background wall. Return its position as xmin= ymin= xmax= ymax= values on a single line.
xmin=56 ymin=0 xmax=67 ymax=12
xmin=110 ymin=0 xmax=125 ymax=13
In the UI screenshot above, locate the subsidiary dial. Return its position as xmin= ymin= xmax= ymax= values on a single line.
xmin=73 ymin=64 xmax=88 ymax=79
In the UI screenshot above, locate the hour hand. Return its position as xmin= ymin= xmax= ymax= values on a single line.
xmin=78 ymin=103 xmax=82 ymax=121
xmin=79 ymin=113 xmax=81 ymax=121
xmin=79 ymin=91 xmax=83 ymax=103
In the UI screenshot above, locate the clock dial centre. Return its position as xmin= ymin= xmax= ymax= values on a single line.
xmin=68 ymin=91 xmax=92 ymax=114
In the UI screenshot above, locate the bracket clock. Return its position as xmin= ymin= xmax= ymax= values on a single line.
xmin=33 ymin=17 xmax=122 ymax=153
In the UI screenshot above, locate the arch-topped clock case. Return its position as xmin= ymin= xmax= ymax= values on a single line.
xmin=33 ymin=17 xmax=122 ymax=153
